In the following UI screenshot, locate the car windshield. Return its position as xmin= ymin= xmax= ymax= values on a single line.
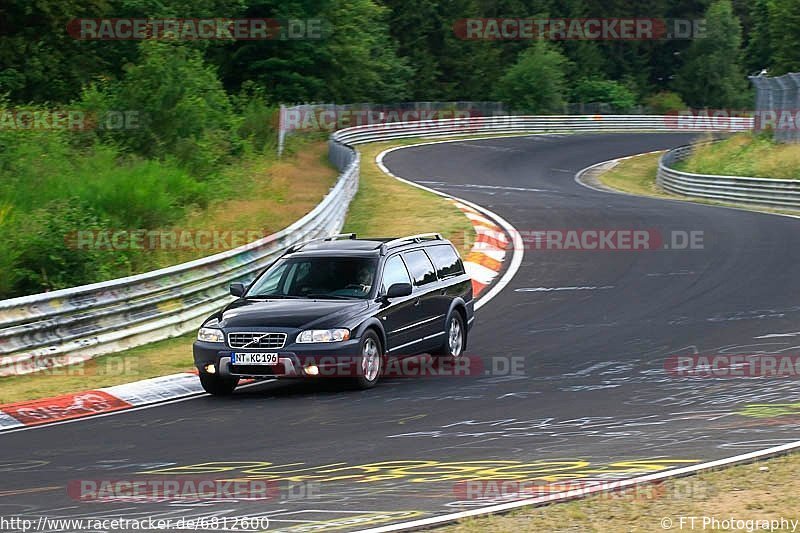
xmin=246 ymin=256 xmax=377 ymax=300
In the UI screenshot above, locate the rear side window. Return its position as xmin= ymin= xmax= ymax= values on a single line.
xmin=381 ymin=255 xmax=412 ymax=293
xmin=426 ymin=245 xmax=465 ymax=278
xmin=403 ymin=250 xmax=437 ymax=286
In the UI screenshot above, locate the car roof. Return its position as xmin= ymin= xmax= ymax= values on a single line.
xmin=287 ymin=233 xmax=452 ymax=257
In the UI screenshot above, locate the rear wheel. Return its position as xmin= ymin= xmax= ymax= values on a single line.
xmin=200 ymin=372 xmax=239 ymax=396
xmin=352 ymin=331 xmax=384 ymax=389
xmin=433 ymin=313 xmax=465 ymax=358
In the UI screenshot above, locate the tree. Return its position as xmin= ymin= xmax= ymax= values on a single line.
xmin=673 ymin=0 xmax=750 ymax=108
xmin=219 ymin=0 xmax=410 ymax=103
xmin=493 ymin=42 xmax=571 ymax=113
xmin=768 ymin=0 xmax=800 ymax=75
xmin=744 ymin=0 xmax=772 ymax=73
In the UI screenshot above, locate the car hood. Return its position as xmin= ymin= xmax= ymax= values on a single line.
xmin=218 ymin=298 xmax=368 ymax=330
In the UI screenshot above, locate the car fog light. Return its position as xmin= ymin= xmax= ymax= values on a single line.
xmin=204 ymin=363 xmax=216 ymax=374
xmin=305 ymin=364 xmax=319 ymax=376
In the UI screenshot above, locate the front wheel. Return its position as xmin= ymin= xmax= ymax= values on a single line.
xmin=432 ymin=313 xmax=465 ymax=358
xmin=200 ymin=372 xmax=239 ymax=396
xmin=352 ymin=331 xmax=384 ymax=389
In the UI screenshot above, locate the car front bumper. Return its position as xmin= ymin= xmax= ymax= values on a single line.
xmin=193 ymin=338 xmax=364 ymax=379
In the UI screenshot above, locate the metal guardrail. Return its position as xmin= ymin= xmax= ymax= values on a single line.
xmin=331 ymin=114 xmax=753 ymax=145
xmin=0 ymin=114 xmax=750 ymax=376
xmin=657 ymin=144 xmax=800 ymax=209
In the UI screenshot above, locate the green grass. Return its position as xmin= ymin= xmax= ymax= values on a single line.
xmin=441 ymin=453 xmax=800 ymax=532
xmin=678 ymin=133 xmax=800 ymax=179
xmin=0 ymin=334 xmax=195 ymax=404
xmin=343 ymin=142 xmax=475 ymax=253
xmin=596 ymin=152 xmax=676 ymax=199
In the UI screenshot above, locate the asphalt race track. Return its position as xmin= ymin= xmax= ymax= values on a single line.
xmin=4 ymin=133 xmax=800 ymax=532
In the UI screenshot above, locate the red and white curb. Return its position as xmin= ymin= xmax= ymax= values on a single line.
xmin=0 ymin=373 xmax=204 ymax=431
xmin=450 ymin=200 xmax=509 ymax=297
xmin=0 ymin=137 xmax=525 ymax=434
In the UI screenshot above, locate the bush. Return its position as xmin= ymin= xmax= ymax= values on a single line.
xmin=234 ymin=83 xmax=280 ymax=154
xmin=572 ymin=79 xmax=637 ymax=112
xmin=5 ymin=200 xmax=128 ymax=295
xmin=644 ymin=91 xmax=687 ymax=114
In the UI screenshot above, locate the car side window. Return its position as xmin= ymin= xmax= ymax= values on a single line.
xmin=381 ymin=255 xmax=412 ymax=293
xmin=426 ymin=244 xmax=465 ymax=278
xmin=403 ymin=250 xmax=437 ymax=286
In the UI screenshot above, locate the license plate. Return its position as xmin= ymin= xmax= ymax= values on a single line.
xmin=232 ymin=352 xmax=279 ymax=365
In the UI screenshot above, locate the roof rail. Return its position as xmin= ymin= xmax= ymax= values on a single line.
xmin=380 ymin=233 xmax=443 ymax=254
xmin=324 ymin=233 xmax=357 ymax=241
xmin=287 ymin=233 xmax=357 ymax=253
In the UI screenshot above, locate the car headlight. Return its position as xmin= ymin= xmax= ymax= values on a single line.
xmin=197 ymin=327 xmax=224 ymax=343
xmin=297 ymin=329 xmax=350 ymax=343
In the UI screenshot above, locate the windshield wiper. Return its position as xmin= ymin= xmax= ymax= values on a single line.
xmin=245 ymin=294 xmax=301 ymax=299
xmin=305 ymin=294 xmax=361 ymax=300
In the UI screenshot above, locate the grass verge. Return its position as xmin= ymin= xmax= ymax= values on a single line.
xmin=441 ymin=452 xmax=800 ymax=532
xmin=343 ymin=141 xmax=475 ymax=253
xmin=1 ymin=137 xmax=475 ymax=404
xmin=677 ymin=133 xmax=800 ymax=179
xmin=596 ymin=152 xmax=676 ymax=199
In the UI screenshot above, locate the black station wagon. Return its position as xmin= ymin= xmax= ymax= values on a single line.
xmin=193 ymin=233 xmax=475 ymax=393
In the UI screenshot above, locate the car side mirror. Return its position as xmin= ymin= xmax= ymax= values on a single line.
xmin=386 ymin=283 xmax=413 ymax=299
xmin=230 ymin=283 xmax=245 ymax=297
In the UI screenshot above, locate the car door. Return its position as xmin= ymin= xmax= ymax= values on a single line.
xmin=378 ymin=254 xmax=419 ymax=354
xmin=401 ymin=249 xmax=443 ymax=350
xmin=423 ymin=244 xmax=463 ymax=327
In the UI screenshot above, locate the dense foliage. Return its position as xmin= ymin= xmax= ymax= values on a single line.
xmin=2 ymin=0 xmax=796 ymax=112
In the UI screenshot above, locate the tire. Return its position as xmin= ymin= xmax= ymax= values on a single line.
xmin=432 ymin=312 xmax=465 ymax=358
xmin=199 ymin=372 xmax=240 ymax=396
xmin=352 ymin=330 xmax=384 ymax=389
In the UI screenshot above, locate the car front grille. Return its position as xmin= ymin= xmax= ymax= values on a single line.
xmin=228 ymin=332 xmax=287 ymax=349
